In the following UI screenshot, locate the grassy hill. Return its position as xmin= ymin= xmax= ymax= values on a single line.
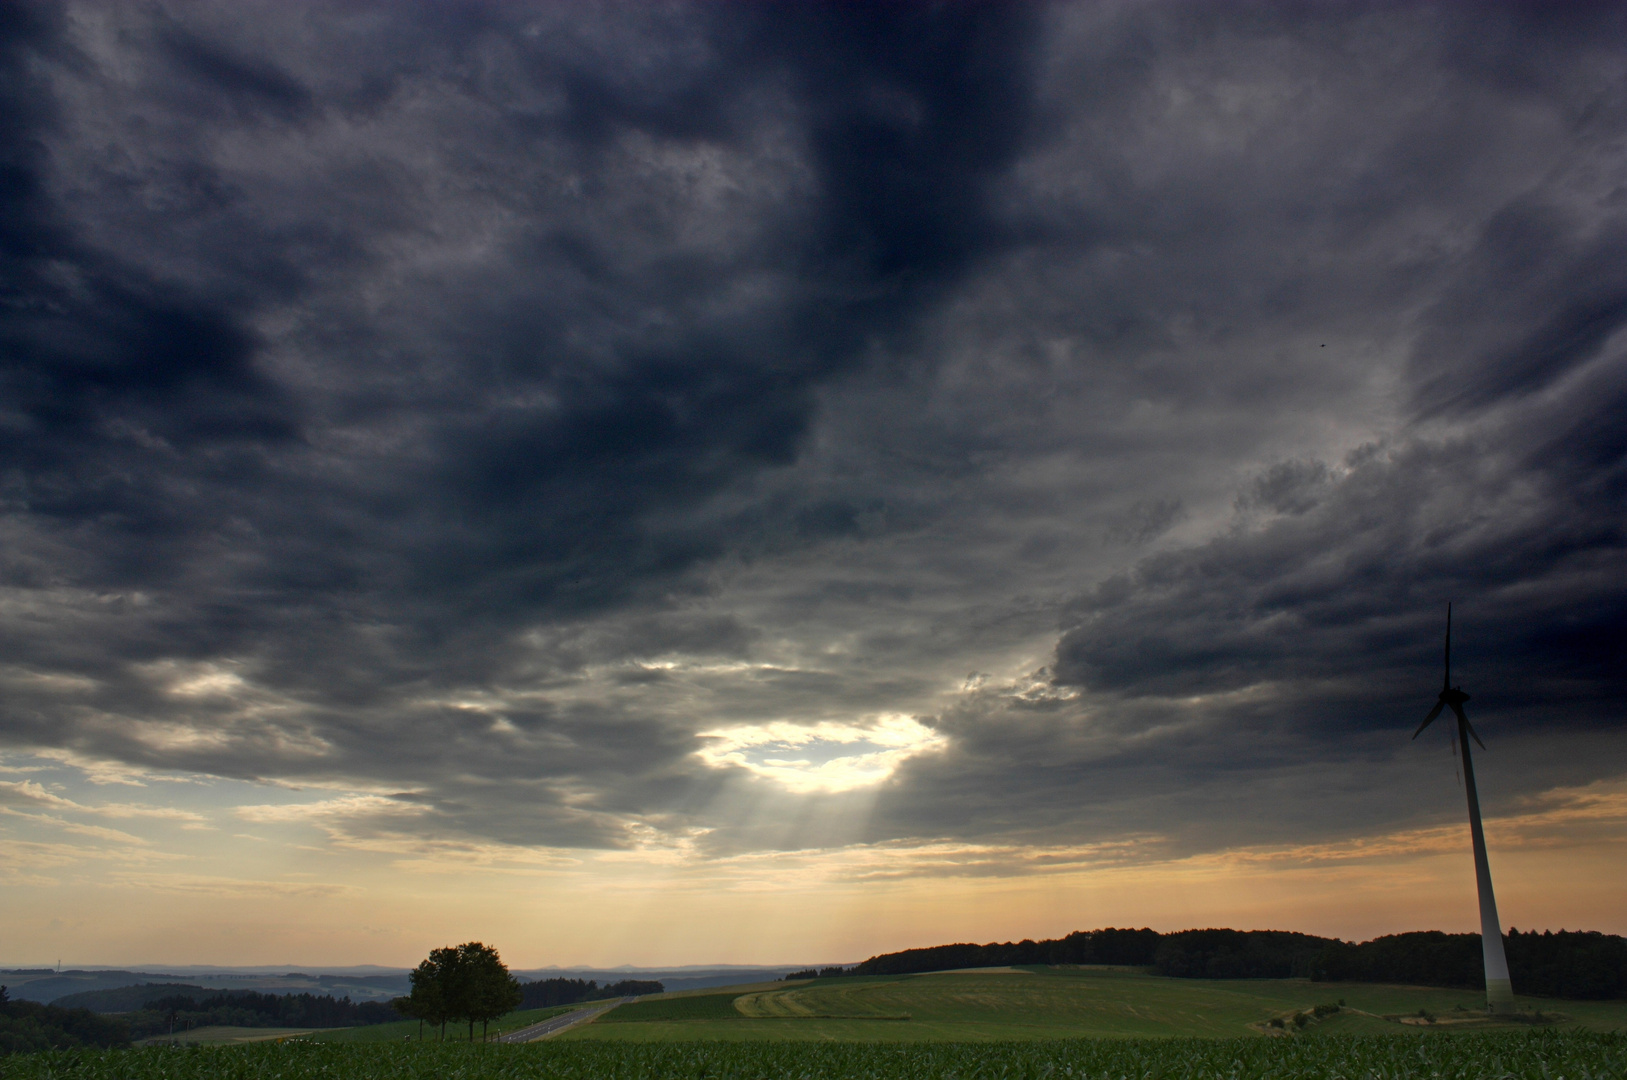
xmin=559 ymin=966 xmax=1627 ymax=1042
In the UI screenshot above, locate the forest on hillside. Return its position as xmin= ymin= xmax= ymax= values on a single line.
xmin=516 ymin=978 xmax=664 ymax=1010
xmin=849 ymin=927 xmax=1627 ymax=999
xmin=0 ymin=988 xmax=130 ymax=1054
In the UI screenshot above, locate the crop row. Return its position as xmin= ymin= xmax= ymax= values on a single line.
xmin=3 ymin=1030 xmax=1621 ymax=1080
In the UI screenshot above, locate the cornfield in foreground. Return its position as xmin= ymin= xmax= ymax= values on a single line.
xmin=2 ymin=1031 xmax=1621 ymax=1080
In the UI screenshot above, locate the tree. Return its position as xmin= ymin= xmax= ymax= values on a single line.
xmin=409 ymin=942 xmax=522 ymax=1042
xmin=407 ymin=948 xmax=456 ymax=1040
xmin=458 ymin=942 xmax=522 ymax=1042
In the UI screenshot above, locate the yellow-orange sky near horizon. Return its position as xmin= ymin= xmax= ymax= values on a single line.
xmin=5 ymin=766 xmax=1622 ymax=968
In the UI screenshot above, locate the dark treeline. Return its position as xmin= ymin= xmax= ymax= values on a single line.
xmin=131 ymin=990 xmax=398 ymax=1038
xmin=1316 ymin=930 xmax=1627 ymax=1000
xmin=0 ymin=986 xmax=130 ymax=1055
xmin=517 ymin=978 xmax=664 ymax=1010
xmin=851 ymin=927 xmax=1627 ymax=999
xmin=781 ymin=967 xmax=852 ymax=980
xmin=1157 ymin=930 xmax=1331 ymax=979
xmin=850 ymin=928 xmax=1163 ymax=976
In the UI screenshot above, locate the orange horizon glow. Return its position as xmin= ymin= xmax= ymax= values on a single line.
xmin=5 ymin=773 xmax=1622 ymax=969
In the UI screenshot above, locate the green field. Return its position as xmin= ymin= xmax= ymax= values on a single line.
xmin=15 ymin=967 xmax=1627 ymax=1080
xmin=306 ymin=1001 xmax=595 ymax=1043
xmin=135 ymin=1025 xmax=314 ymax=1045
xmin=561 ymin=967 xmax=1627 ymax=1042
xmin=8 ymin=1030 xmax=1625 ymax=1079
xmin=118 ymin=969 xmax=1627 ymax=1048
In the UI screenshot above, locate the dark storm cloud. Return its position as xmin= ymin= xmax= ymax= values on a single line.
xmin=1411 ymin=206 xmax=1627 ymax=417
xmin=3 ymin=1 xmax=1035 ymax=594
xmin=158 ymin=22 xmax=316 ymax=123
xmin=2 ymin=1 xmax=1625 ymax=858
xmin=0 ymin=0 xmax=1047 ymax=846
xmin=858 ymin=1 xmax=1627 ymax=855
xmin=1055 ymin=435 xmax=1625 ymax=711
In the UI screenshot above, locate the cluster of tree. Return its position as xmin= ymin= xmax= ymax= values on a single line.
xmin=129 ymin=990 xmax=398 ymax=1038
xmin=852 ymin=926 xmax=1627 ymax=1000
xmin=1312 ymin=929 xmax=1627 ymax=999
xmin=851 ymin=927 xmax=1163 ymax=976
xmin=1153 ymin=929 xmax=1331 ymax=979
xmin=780 ymin=967 xmax=851 ymax=980
xmin=0 ymin=986 xmax=130 ymax=1055
xmin=516 ymin=977 xmax=663 ymax=1010
xmin=391 ymin=942 xmax=523 ymax=1042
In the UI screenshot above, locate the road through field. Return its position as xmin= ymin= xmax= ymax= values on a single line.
xmin=495 ymin=998 xmax=634 ymax=1042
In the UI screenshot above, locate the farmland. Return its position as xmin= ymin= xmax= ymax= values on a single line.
xmin=307 ymin=1002 xmax=595 ymax=1044
xmin=133 ymin=1026 xmax=315 ymax=1046
xmin=10 ymin=967 xmax=1627 ymax=1080
xmin=114 ymin=1002 xmax=603 ymax=1048
xmin=563 ymin=967 xmax=1627 ymax=1042
xmin=5 ymin=1030 xmax=1623 ymax=1080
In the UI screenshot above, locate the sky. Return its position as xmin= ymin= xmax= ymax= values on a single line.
xmin=1 ymin=1 xmax=1625 ymax=969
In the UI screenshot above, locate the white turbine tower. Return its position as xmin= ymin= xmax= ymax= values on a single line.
xmin=1412 ymin=602 xmax=1513 ymax=1013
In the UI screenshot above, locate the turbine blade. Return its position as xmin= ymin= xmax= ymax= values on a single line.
xmin=1413 ymin=701 xmax=1445 ymax=739
xmin=1443 ymin=601 xmax=1452 ymax=691
xmin=1454 ymin=705 xmax=1486 ymax=750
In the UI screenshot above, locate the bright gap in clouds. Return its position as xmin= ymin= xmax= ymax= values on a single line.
xmin=697 ymin=716 xmax=946 ymax=794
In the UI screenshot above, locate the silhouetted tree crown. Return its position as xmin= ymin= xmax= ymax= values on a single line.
xmin=407 ymin=941 xmax=523 ymax=1041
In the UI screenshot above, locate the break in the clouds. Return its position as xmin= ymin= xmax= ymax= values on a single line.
xmin=2 ymin=1 xmax=1624 ymax=891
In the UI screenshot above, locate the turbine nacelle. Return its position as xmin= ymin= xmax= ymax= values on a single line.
xmin=1411 ymin=605 xmax=1485 ymax=749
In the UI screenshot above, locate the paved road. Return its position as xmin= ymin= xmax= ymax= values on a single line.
xmin=494 ymin=997 xmax=636 ymax=1043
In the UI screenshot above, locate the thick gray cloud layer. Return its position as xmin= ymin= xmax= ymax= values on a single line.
xmin=2 ymin=1 xmax=1624 ymax=859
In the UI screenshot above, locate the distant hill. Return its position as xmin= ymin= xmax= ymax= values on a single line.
xmin=316 ymin=973 xmax=409 ymax=993
xmin=3 ymin=972 xmax=181 ymax=1005
xmin=2 ymin=969 xmax=406 ymax=1005
xmin=513 ymin=967 xmax=793 ymax=993
xmin=48 ymin=983 xmax=207 ymax=1014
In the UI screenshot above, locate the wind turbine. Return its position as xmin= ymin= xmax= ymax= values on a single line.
xmin=1412 ymin=602 xmax=1514 ymax=1013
